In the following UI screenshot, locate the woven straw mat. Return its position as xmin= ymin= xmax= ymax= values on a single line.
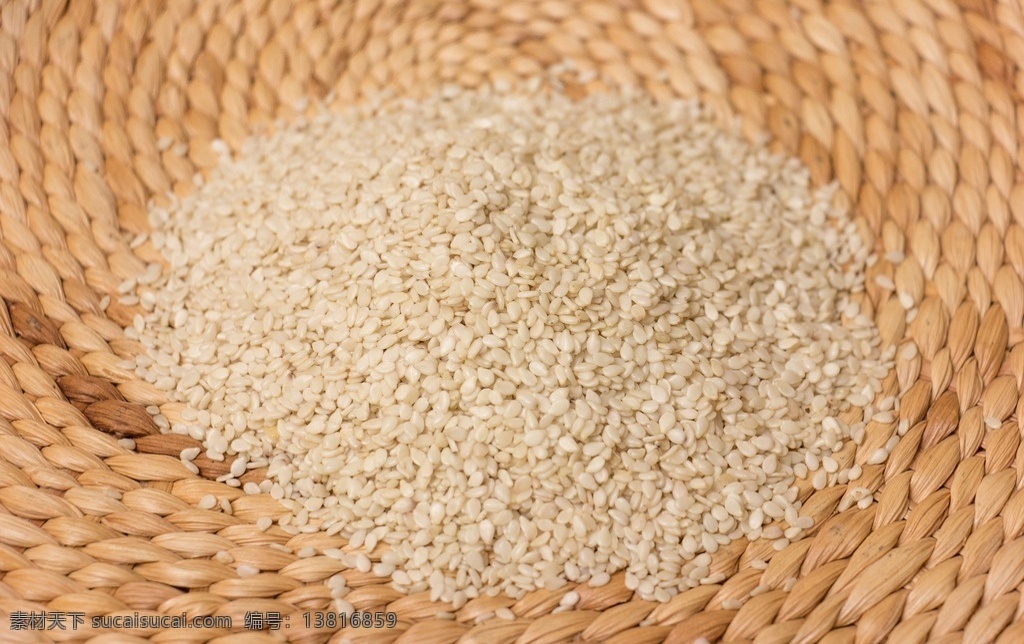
xmin=2 ymin=0 xmax=1024 ymax=642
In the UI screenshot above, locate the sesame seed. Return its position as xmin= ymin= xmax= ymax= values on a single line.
xmin=128 ymin=84 xmax=891 ymax=604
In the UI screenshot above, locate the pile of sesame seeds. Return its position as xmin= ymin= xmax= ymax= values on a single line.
xmin=127 ymin=85 xmax=893 ymax=604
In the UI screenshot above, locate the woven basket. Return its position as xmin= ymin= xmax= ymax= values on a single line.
xmin=1 ymin=0 xmax=1023 ymax=642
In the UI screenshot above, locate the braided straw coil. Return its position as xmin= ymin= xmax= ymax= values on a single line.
xmin=1 ymin=0 xmax=1024 ymax=642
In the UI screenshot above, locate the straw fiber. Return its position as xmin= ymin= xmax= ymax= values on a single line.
xmin=0 ymin=0 xmax=1023 ymax=641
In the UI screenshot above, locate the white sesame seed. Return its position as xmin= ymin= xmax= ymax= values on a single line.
xmin=333 ymin=599 xmax=354 ymax=616
xmin=874 ymin=275 xmax=895 ymax=290
xmin=867 ymin=448 xmax=889 ymax=465
xmin=236 ymin=565 xmax=259 ymax=577
xmin=128 ymin=84 xmax=891 ymax=605
xmin=589 ymin=572 xmax=611 ymax=588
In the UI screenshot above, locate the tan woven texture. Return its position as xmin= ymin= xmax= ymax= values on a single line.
xmin=1 ymin=0 xmax=1023 ymax=641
